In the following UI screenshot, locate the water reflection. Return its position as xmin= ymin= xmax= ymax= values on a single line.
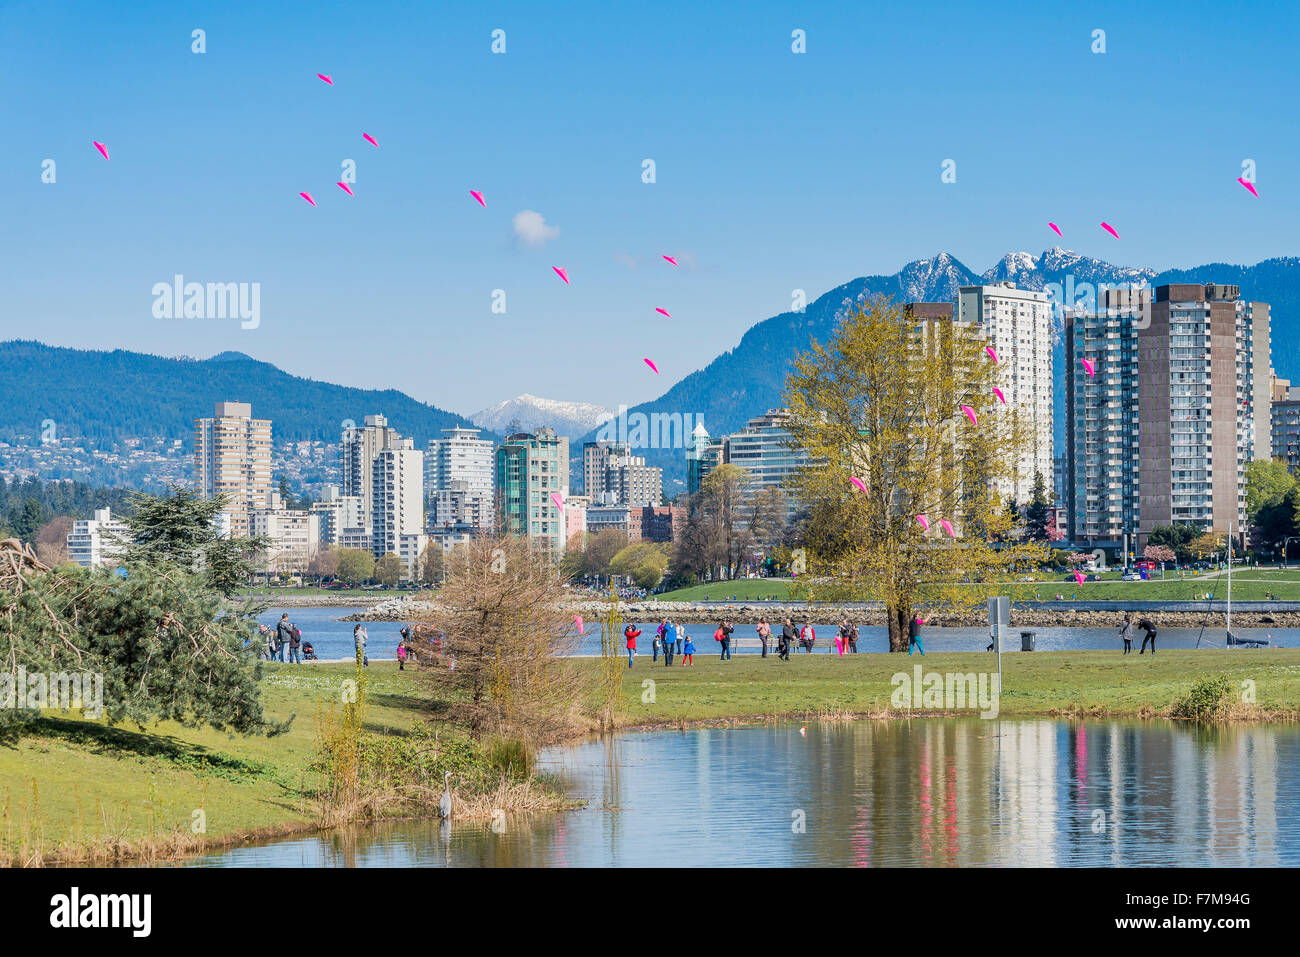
xmin=191 ymin=718 xmax=1300 ymax=867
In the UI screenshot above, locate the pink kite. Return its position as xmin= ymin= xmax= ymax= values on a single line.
xmin=1074 ymin=570 xmax=1086 ymax=585
xmin=469 ymin=189 xmax=485 ymax=207
xmin=993 ymin=387 xmax=1006 ymax=405
xmin=644 ymin=358 xmax=660 ymax=374
xmin=550 ymin=492 xmax=563 ymax=512
xmin=92 ymin=141 xmax=109 ymax=161
xmin=985 ymin=346 xmax=999 ymax=365
xmin=655 ymin=307 xmax=671 ymax=318
xmin=299 ymin=192 xmax=317 ymax=207
xmin=552 ymin=266 xmax=569 ymax=284
xmin=1238 ymin=177 xmax=1258 ymax=197
xmin=337 ymin=182 xmax=354 ymax=196
xmin=362 ymin=133 xmax=379 ymax=148
xmin=1048 ymin=222 xmax=1062 ymax=237
xmin=317 ymin=73 xmax=333 ymax=85
xmin=961 ymin=405 xmax=978 ymax=426
xmin=663 ymin=255 xmax=678 ymax=266
xmin=915 ymin=514 xmax=930 ymax=531
xmin=939 ymin=519 xmax=955 ymax=538
xmin=574 ymin=615 xmax=584 ymax=633
xmin=849 ymin=476 xmax=867 ymax=494
xmin=1081 ymin=358 xmax=1095 ymax=378
xmin=1100 ymin=222 xmax=1120 ymax=240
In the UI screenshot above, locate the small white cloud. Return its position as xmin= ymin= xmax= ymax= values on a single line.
xmin=513 ymin=209 xmax=560 ymax=247
xmin=613 ymin=252 xmax=638 ymax=270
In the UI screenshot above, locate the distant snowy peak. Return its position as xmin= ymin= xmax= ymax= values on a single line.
xmin=470 ymin=393 xmax=615 ymax=441
xmin=896 ymin=252 xmax=979 ymax=303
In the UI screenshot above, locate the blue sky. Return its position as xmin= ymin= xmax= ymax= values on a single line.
xmin=2 ymin=0 xmax=1296 ymax=416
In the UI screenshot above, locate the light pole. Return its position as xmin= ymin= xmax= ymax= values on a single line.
xmin=1283 ymin=536 xmax=1300 ymax=569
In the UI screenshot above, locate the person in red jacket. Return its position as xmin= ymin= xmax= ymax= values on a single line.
xmin=624 ymin=624 xmax=641 ymax=668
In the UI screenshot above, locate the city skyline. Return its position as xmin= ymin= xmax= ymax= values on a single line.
xmin=5 ymin=1 xmax=1295 ymax=416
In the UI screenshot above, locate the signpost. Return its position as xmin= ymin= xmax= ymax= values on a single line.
xmin=988 ymin=596 xmax=1009 ymax=691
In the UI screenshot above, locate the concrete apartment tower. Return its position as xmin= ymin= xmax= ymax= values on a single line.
xmin=371 ymin=437 xmax=426 ymax=574
xmin=193 ymin=401 xmax=272 ymax=537
xmin=342 ymin=413 xmax=400 ymax=532
xmin=426 ymin=426 xmax=495 ymax=530
xmin=495 ymin=427 xmax=569 ymax=553
xmin=1066 ymin=284 xmax=1263 ymax=553
xmin=957 ymin=282 xmax=1055 ymax=505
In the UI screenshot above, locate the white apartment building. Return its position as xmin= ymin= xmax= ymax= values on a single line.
xmin=371 ymin=438 xmax=425 ymax=562
xmin=957 ymin=282 xmax=1055 ymax=505
xmin=250 ymin=503 xmax=321 ymax=575
xmin=426 ymin=427 xmax=495 ymax=529
xmin=193 ymin=401 xmax=273 ymax=537
xmin=66 ymin=507 xmax=130 ymax=568
xmin=310 ymin=484 xmax=364 ymax=546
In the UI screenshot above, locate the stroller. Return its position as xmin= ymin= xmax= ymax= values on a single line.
xmin=302 ymin=641 xmax=319 ymax=661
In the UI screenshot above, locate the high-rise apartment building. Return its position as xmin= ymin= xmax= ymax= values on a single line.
xmin=193 ymin=401 xmax=272 ymax=537
xmin=582 ymin=441 xmax=630 ymax=498
xmin=495 ymin=428 xmax=568 ymax=552
xmin=684 ymin=410 xmax=810 ymax=529
xmin=1066 ymin=284 xmax=1261 ymax=549
xmin=371 ymin=438 xmax=425 ymax=562
xmin=342 ymin=414 xmax=400 ymax=530
xmin=957 ymin=282 xmax=1055 ymax=504
xmin=426 ymin=426 xmax=495 ymax=530
xmin=598 ymin=451 xmax=662 ymax=506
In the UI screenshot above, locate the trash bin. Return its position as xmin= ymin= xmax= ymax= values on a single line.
xmin=1020 ymin=631 xmax=1036 ymax=652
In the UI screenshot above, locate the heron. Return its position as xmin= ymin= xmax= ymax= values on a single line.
xmin=439 ymin=770 xmax=452 ymax=819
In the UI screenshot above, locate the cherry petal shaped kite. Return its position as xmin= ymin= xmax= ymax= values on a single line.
xmin=469 ymin=190 xmax=485 ymax=207
xmin=1238 ymin=177 xmax=1258 ymax=197
xmin=939 ymin=519 xmax=955 ymax=538
xmin=337 ymin=182 xmax=354 ymax=196
xmin=551 ymin=492 xmax=564 ymax=512
xmin=961 ymin=405 xmax=978 ymax=426
xmin=93 ymin=141 xmax=109 ymax=161
xmin=1048 ymin=222 xmax=1062 ymax=237
xmin=1100 ymin=222 xmax=1120 ymax=240
xmin=299 ymin=192 xmax=317 ymax=207
xmin=317 ymin=74 xmax=333 ymax=85
xmin=993 ymin=387 xmax=1006 ymax=405
xmin=985 ymin=346 xmax=999 ymax=365
xmin=362 ymin=133 xmax=379 ymax=148
xmin=574 ymin=615 xmax=584 ymax=633
xmin=644 ymin=358 xmax=660 ymax=374
xmin=552 ymin=266 xmax=569 ymax=284
xmin=663 ymin=255 xmax=678 ymax=266
xmin=915 ymin=514 xmax=930 ymax=531
xmin=655 ymin=308 xmax=671 ymax=318
xmin=1082 ymin=358 xmax=1095 ymax=378
xmin=849 ymin=477 xmax=867 ymax=494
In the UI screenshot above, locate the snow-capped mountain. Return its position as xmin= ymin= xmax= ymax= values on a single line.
xmin=470 ymin=393 xmax=616 ymax=440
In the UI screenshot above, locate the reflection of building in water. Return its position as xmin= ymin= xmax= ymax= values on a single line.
xmin=995 ymin=720 xmax=1058 ymax=865
xmin=1202 ymin=727 xmax=1279 ymax=865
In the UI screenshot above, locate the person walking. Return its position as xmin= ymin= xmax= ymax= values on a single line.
xmin=396 ymin=640 xmax=408 ymax=670
xmin=779 ymin=618 xmax=796 ymax=660
xmin=353 ymin=623 xmax=369 ymax=667
xmin=624 ymin=623 xmax=641 ymax=668
xmin=663 ymin=619 xmax=676 ymax=666
xmin=848 ymin=621 xmax=859 ymax=654
xmin=907 ymin=616 xmax=925 ymax=656
xmin=756 ymin=618 xmax=771 ymax=658
xmin=682 ymin=630 xmax=696 ymax=666
xmin=654 ymin=620 xmax=666 ymax=663
xmin=1137 ymin=616 xmax=1158 ymax=655
xmin=275 ymin=613 xmax=294 ymax=663
xmin=716 ymin=619 xmax=734 ymax=660
xmin=288 ymin=623 xmax=303 ymax=664
xmin=836 ymin=618 xmax=851 ymax=657
xmin=1119 ymin=614 xmax=1134 ymax=655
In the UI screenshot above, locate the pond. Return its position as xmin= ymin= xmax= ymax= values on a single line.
xmin=189 ymin=717 xmax=1300 ymax=866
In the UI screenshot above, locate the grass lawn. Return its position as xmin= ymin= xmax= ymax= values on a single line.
xmin=0 ymin=662 xmax=430 ymax=862
xmin=606 ymin=648 xmax=1300 ymax=725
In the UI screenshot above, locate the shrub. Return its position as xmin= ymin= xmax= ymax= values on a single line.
xmin=1171 ymin=676 xmax=1232 ymax=723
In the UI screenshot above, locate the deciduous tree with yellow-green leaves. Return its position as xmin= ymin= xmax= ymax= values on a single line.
xmin=782 ymin=294 xmax=1048 ymax=651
